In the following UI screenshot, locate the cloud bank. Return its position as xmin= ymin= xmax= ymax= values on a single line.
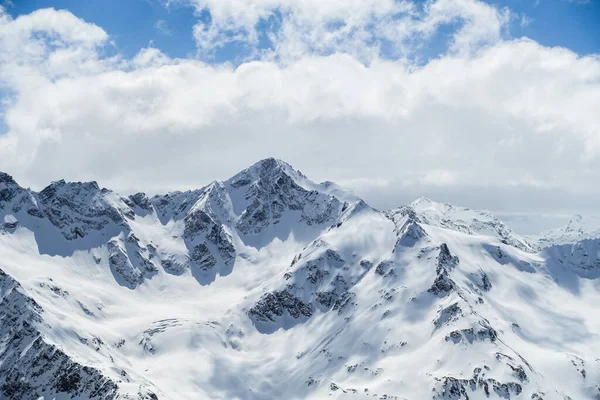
xmin=0 ymin=1 xmax=598 ymax=220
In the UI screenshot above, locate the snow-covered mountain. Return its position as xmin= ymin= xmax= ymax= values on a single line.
xmin=527 ymin=215 xmax=600 ymax=277
xmin=0 ymin=159 xmax=599 ymax=400
xmin=529 ymin=214 xmax=600 ymax=248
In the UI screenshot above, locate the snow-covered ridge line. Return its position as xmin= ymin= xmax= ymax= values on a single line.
xmin=0 ymin=158 xmax=599 ymax=399
xmin=385 ymin=196 xmax=535 ymax=252
xmin=528 ymin=214 xmax=600 ymax=248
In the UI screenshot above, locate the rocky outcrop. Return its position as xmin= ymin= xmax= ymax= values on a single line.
xmin=249 ymin=245 xmax=365 ymax=328
xmin=434 ymin=302 xmax=463 ymax=328
xmin=248 ymin=285 xmax=313 ymax=323
xmin=428 ymin=244 xmax=459 ymax=296
xmin=184 ymin=207 xmax=236 ymax=272
xmin=434 ymin=367 xmax=523 ymax=399
xmin=231 ymin=158 xmax=342 ymax=235
xmin=0 ymin=268 xmax=119 ymax=400
xmin=445 ymin=323 xmax=498 ymax=344
xmin=0 ymin=173 xmax=42 ymax=220
xmin=107 ymin=239 xmax=144 ymax=288
xmin=190 ymin=243 xmax=217 ymax=270
xmin=37 ymin=180 xmax=128 ymax=240
xmin=437 ymin=243 xmax=459 ymax=272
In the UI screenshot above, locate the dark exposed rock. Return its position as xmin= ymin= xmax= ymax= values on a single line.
xmin=250 ymin=245 xmax=356 ymax=329
xmin=375 ymin=261 xmax=395 ymax=277
xmin=434 ymin=367 xmax=522 ymax=400
xmin=107 ymin=239 xmax=143 ymax=287
xmin=332 ymin=291 xmax=356 ymax=314
xmin=208 ymin=225 xmax=236 ymax=263
xmin=433 ymin=302 xmax=462 ymax=328
xmin=232 ymin=159 xmax=342 ymax=235
xmin=160 ymin=257 xmax=187 ymax=275
xmin=479 ymin=271 xmax=492 ymax=292
xmin=190 ymin=243 xmax=217 ymax=270
xmin=508 ymin=364 xmax=528 ymax=382
xmin=437 ymin=243 xmax=459 ymax=273
xmin=379 ymin=287 xmax=397 ymax=302
xmin=428 ymin=270 xmax=455 ymax=296
xmin=37 ymin=180 xmax=128 ymax=240
xmin=395 ymin=221 xmax=428 ymax=248
xmin=0 ymin=268 xmax=119 ymax=400
xmin=428 ymin=245 xmax=460 ymax=296
xmin=26 ymin=207 xmax=44 ymax=218
xmin=128 ymin=192 xmax=154 ymax=212
xmin=183 ymin=207 xmax=236 ymax=271
xmin=183 ymin=210 xmax=215 ymax=239
xmin=0 ymin=172 xmax=15 ymax=184
xmin=496 ymin=353 xmax=529 ymax=382
xmin=248 ymin=285 xmax=313 ymax=323
xmin=445 ymin=323 xmax=498 ymax=344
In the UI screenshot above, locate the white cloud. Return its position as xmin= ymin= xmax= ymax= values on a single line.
xmin=154 ymin=19 xmax=172 ymax=36
xmin=0 ymin=4 xmax=598 ymax=217
xmin=184 ymin=0 xmax=510 ymax=62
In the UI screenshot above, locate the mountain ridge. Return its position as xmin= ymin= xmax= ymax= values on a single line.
xmin=0 ymin=158 xmax=599 ymax=400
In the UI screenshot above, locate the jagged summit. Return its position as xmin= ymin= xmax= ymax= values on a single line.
xmin=0 ymin=171 xmax=16 ymax=184
xmin=228 ymin=157 xmax=307 ymax=185
xmin=530 ymin=214 xmax=600 ymax=248
xmin=0 ymin=160 xmax=599 ymax=399
xmin=38 ymin=179 xmax=105 ymax=203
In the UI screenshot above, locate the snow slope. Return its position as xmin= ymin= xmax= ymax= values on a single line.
xmin=529 ymin=215 xmax=600 ymax=248
xmin=0 ymin=159 xmax=599 ymax=400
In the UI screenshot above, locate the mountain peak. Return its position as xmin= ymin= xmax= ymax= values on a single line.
xmin=411 ymin=196 xmax=435 ymax=206
xmin=410 ymin=197 xmax=461 ymax=214
xmin=226 ymin=157 xmax=309 ymax=190
xmin=0 ymin=172 xmax=16 ymax=184
xmin=247 ymin=157 xmax=305 ymax=180
xmin=38 ymin=179 xmax=103 ymax=203
xmin=532 ymin=214 xmax=600 ymax=247
xmin=390 ymin=197 xmax=533 ymax=252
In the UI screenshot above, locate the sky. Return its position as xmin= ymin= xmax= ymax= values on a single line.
xmin=0 ymin=0 xmax=598 ymax=233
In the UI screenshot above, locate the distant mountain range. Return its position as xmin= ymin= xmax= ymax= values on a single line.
xmin=0 ymin=158 xmax=598 ymax=400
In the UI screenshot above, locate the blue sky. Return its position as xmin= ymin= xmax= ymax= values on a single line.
xmin=6 ymin=0 xmax=599 ymax=62
xmin=6 ymin=0 xmax=198 ymax=58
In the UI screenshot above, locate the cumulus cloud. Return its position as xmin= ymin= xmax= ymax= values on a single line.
xmin=0 ymin=2 xmax=598 ymax=221
xmin=184 ymin=0 xmax=511 ymax=62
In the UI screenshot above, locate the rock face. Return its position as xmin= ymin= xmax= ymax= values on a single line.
xmin=0 ymin=174 xmax=42 ymax=222
xmin=226 ymin=158 xmax=344 ymax=236
xmin=183 ymin=207 xmax=235 ymax=272
xmin=0 ymin=159 xmax=598 ymax=400
xmin=428 ymin=244 xmax=459 ymax=296
xmin=0 ymin=268 xmax=119 ymax=400
xmin=433 ymin=367 xmax=523 ymax=400
xmin=107 ymin=238 xmax=145 ymax=288
xmin=248 ymin=247 xmax=359 ymax=328
xmin=37 ymin=180 xmax=130 ymax=240
xmin=249 ymin=286 xmax=314 ymax=323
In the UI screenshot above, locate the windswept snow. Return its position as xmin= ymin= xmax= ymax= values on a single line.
xmin=0 ymin=159 xmax=599 ymax=400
